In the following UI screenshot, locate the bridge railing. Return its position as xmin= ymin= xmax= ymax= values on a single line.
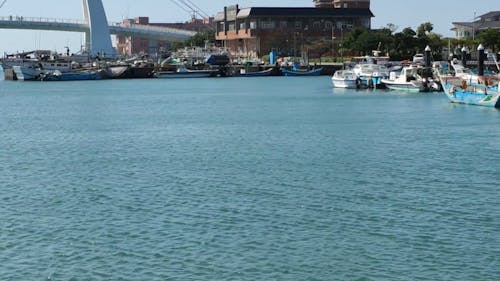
xmin=110 ymin=22 xmax=196 ymax=37
xmin=0 ymin=16 xmax=85 ymax=24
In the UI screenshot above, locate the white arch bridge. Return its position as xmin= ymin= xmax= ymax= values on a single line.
xmin=0 ymin=16 xmax=196 ymax=40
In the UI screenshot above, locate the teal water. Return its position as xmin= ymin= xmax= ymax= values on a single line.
xmin=0 ymin=76 xmax=499 ymax=280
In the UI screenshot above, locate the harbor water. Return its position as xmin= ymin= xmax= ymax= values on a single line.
xmin=0 ymin=76 xmax=499 ymax=280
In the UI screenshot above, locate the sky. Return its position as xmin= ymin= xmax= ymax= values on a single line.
xmin=0 ymin=0 xmax=499 ymax=54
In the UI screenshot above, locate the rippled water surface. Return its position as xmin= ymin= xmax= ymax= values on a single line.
xmin=1 ymin=76 xmax=499 ymax=280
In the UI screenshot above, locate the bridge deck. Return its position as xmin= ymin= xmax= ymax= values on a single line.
xmin=0 ymin=16 xmax=196 ymax=41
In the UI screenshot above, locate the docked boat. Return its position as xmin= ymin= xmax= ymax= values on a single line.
xmin=352 ymin=56 xmax=389 ymax=88
xmin=155 ymin=66 xmax=218 ymax=78
xmin=439 ymin=75 xmax=500 ymax=107
xmin=40 ymin=68 xmax=109 ymax=81
xmin=108 ymin=61 xmax=155 ymax=79
xmin=381 ymin=66 xmax=426 ymax=92
xmin=238 ymin=68 xmax=275 ymax=77
xmin=281 ymin=67 xmax=323 ymax=76
xmin=331 ymin=70 xmax=358 ymax=88
xmin=450 ymin=58 xmax=479 ymax=84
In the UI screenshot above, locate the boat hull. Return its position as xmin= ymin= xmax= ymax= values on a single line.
xmin=442 ymin=82 xmax=500 ymax=108
xmin=332 ymin=78 xmax=358 ymax=89
xmin=12 ymin=66 xmax=42 ymax=81
xmin=281 ymin=68 xmax=323 ymax=76
xmin=41 ymin=69 xmax=109 ymax=81
xmin=156 ymin=70 xmax=217 ymax=78
xmin=114 ymin=66 xmax=155 ymax=79
xmin=381 ymin=79 xmax=424 ymax=92
xmin=238 ymin=68 xmax=275 ymax=77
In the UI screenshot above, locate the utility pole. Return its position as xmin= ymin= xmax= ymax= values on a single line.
xmin=472 ymin=11 xmax=476 ymax=41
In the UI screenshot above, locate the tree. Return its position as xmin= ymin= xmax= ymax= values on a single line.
xmin=184 ymin=29 xmax=216 ymax=47
xmin=417 ymin=22 xmax=434 ymax=38
xmin=385 ymin=23 xmax=399 ymax=34
xmin=478 ymin=28 xmax=500 ymax=53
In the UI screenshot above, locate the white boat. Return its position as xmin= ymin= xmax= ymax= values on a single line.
xmin=352 ymin=56 xmax=389 ymax=88
xmin=381 ymin=66 xmax=425 ymax=92
xmin=331 ymin=70 xmax=358 ymax=89
xmin=155 ymin=66 xmax=218 ymax=78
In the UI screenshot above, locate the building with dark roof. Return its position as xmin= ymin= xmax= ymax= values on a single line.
xmin=452 ymin=11 xmax=500 ymax=39
xmin=215 ymin=3 xmax=373 ymax=58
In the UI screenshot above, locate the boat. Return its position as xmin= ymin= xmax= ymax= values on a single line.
xmin=108 ymin=62 xmax=155 ymax=79
xmin=381 ymin=66 xmax=425 ymax=92
xmin=155 ymin=65 xmax=218 ymax=78
xmin=40 ymin=68 xmax=109 ymax=81
xmin=450 ymin=58 xmax=479 ymax=84
xmin=351 ymin=56 xmax=389 ymax=88
xmin=331 ymin=70 xmax=358 ymax=88
xmin=439 ymin=75 xmax=500 ymax=107
xmin=1 ymin=49 xmax=92 ymax=80
xmin=281 ymin=67 xmax=323 ymax=76
xmin=238 ymin=68 xmax=275 ymax=77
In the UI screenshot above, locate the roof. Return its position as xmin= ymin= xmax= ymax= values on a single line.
xmin=237 ymin=7 xmax=374 ymax=18
xmin=479 ymin=11 xmax=500 ymax=20
xmin=214 ymin=7 xmax=374 ymax=22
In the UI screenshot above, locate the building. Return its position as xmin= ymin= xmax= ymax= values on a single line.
xmin=115 ymin=17 xmax=214 ymax=56
xmin=452 ymin=11 xmax=500 ymax=39
xmin=215 ymin=1 xmax=373 ymax=58
xmin=314 ymin=0 xmax=370 ymax=9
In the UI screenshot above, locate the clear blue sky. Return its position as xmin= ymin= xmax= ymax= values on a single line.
xmin=0 ymin=0 xmax=499 ymax=54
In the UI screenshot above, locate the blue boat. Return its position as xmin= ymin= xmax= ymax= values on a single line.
xmin=440 ymin=76 xmax=500 ymax=108
xmin=281 ymin=67 xmax=323 ymax=76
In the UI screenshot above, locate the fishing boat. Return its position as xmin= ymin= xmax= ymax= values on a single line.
xmin=351 ymin=55 xmax=390 ymax=88
xmin=281 ymin=67 xmax=323 ymax=76
xmin=155 ymin=65 xmax=218 ymax=78
xmin=331 ymin=70 xmax=358 ymax=89
xmin=238 ymin=68 xmax=275 ymax=77
xmin=40 ymin=68 xmax=109 ymax=81
xmin=439 ymin=75 xmax=500 ymax=107
xmin=381 ymin=66 xmax=425 ymax=92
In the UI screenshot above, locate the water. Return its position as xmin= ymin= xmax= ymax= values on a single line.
xmin=1 ymin=77 xmax=499 ymax=280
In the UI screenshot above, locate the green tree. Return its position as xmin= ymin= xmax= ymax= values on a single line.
xmin=417 ymin=22 xmax=434 ymax=38
xmin=391 ymin=27 xmax=418 ymax=60
xmin=185 ymin=29 xmax=216 ymax=47
xmin=478 ymin=28 xmax=500 ymax=53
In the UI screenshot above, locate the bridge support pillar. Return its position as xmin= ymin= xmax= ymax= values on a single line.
xmin=82 ymin=0 xmax=117 ymax=57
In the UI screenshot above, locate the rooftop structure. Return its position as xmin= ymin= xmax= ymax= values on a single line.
xmin=452 ymin=11 xmax=500 ymax=39
xmin=314 ymin=0 xmax=370 ymax=8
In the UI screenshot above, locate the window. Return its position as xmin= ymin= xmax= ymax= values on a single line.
xmin=250 ymin=21 xmax=257 ymax=29
xmin=325 ymin=21 xmax=333 ymax=29
xmin=280 ymin=21 xmax=288 ymax=29
xmin=261 ymin=21 xmax=275 ymax=29
xmin=295 ymin=21 xmax=302 ymax=29
xmin=240 ymin=22 xmax=246 ymax=30
xmin=313 ymin=21 xmax=321 ymax=29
